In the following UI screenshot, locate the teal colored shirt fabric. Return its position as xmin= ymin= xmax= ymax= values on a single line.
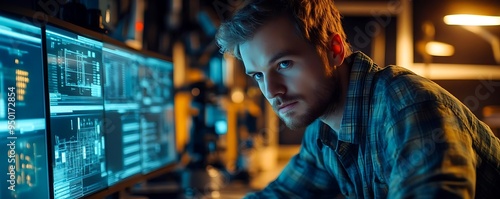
xmin=244 ymin=52 xmax=500 ymax=198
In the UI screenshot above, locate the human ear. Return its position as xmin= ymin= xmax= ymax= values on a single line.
xmin=329 ymin=34 xmax=345 ymax=66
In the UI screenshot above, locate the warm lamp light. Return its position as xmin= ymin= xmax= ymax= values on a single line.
xmin=231 ymin=89 xmax=245 ymax=103
xmin=444 ymin=14 xmax=500 ymax=26
xmin=105 ymin=9 xmax=110 ymax=23
xmin=444 ymin=14 xmax=500 ymax=64
xmin=425 ymin=41 xmax=454 ymax=57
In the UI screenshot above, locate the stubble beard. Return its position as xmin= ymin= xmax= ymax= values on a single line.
xmin=276 ymin=75 xmax=340 ymax=130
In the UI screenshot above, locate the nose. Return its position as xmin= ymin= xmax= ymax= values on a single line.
xmin=261 ymin=73 xmax=286 ymax=99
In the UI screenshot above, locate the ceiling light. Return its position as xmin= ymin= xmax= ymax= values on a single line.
xmin=444 ymin=14 xmax=500 ymax=26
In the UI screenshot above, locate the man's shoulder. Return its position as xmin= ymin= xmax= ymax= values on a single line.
xmin=373 ymin=64 xmax=416 ymax=82
xmin=371 ymin=65 xmax=447 ymax=110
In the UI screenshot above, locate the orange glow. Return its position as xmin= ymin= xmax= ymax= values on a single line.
xmin=135 ymin=22 xmax=144 ymax=31
xmin=425 ymin=41 xmax=454 ymax=56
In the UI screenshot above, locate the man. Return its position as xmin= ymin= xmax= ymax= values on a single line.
xmin=215 ymin=0 xmax=500 ymax=198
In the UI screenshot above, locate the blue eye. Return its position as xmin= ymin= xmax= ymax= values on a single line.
xmin=252 ymin=73 xmax=263 ymax=81
xmin=278 ymin=61 xmax=291 ymax=69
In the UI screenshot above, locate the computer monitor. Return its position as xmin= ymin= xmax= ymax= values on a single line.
xmin=206 ymin=104 xmax=227 ymax=135
xmin=102 ymin=41 xmax=143 ymax=185
xmin=45 ymin=24 xmax=107 ymax=199
xmin=138 ymin=55 xmax=176 ymax=174
xmin=0 ymin=13 xmax=50 ymax=199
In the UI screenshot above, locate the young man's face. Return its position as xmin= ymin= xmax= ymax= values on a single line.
xmin=239 ymin=16 xmax=340 ymax=129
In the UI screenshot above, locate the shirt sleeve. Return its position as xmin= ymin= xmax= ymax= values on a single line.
xmin=243 ymin=121 xmax=341 ymax=199
xmin=384 ymin=100 xmax=476 ymax=199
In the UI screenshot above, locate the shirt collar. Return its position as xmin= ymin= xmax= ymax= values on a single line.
xmin=319 ymin=51 xmax=382 ymax=145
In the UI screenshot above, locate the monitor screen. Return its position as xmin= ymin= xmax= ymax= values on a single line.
xmin=102 ymin=42 xmax=143 ymax=185
xmin=0 ymin=14 xmax=50 ymax=199
xmin=206 ymin=105 xmax=227 ymax=135
xmin=45 ymin=25 xmax=107 ymax=199
xmin=138 ymin=56 xmax=176 ymax=173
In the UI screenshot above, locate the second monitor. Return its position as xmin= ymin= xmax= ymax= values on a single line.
xmin=102 ymin=40 xmax=176 ymax=184
xmin=45 ymin=24 xmax=107 ymax=199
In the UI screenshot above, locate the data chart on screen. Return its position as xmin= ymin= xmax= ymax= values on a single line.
xmin=45 ymin=25 xmax=107 ymax=199
xmin=0 ymin=14 xmax=50 ymax=199
xmin=102 ymin=43 xmax=143 ymax=185
xmin=139 ymin=57 xmax=176 ymax=173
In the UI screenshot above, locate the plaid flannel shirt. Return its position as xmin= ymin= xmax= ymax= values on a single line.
xmin=244 ymin=52 xmax=500 ymax=199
